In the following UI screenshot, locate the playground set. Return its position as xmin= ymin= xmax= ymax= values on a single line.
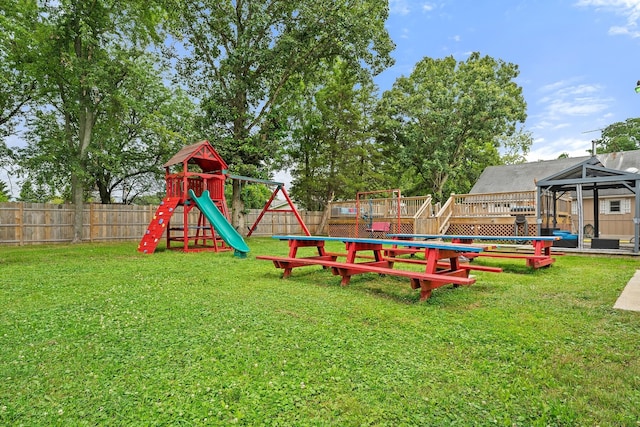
xmin=136 ymin=143 xmax=567 ymax=299
xmin=137 ymin=140 xmax=309 ymax=257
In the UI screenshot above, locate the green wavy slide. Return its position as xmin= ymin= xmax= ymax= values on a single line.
xmin=188 ymin=189 xmax=250 ymax=258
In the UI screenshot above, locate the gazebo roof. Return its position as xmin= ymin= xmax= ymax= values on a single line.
xmin=163 ymin=140 xmax=228 ymax=173
xmin=536 ymin=155 xmax=640 ymax=253
xmin=536 ymin=156 xmax=640 ymax=192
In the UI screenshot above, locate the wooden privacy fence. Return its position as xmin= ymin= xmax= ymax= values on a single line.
xmin=244 ymin=209 xmax=324 ymax=237
xmin=0 ymin=202 xmax=323 ymax=246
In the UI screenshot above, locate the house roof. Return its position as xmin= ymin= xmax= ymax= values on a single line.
xmin=163 ymin=140 xmax=228 ymax=172
xmin=470 ymin=150 xmax=640 ymax=194
xmin=470 ymin=156 xmax=591 ymax=193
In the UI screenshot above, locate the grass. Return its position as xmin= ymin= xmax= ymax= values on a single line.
xmin=1 ymin=238 xmax=640 ymax=426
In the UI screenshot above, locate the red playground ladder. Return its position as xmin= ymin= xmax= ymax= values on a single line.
xmin=137 ymin=197 xmax=180 ymax=254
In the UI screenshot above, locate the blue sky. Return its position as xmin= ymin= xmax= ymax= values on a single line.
xmin=377 ymin=0 xmax=640 ymax=161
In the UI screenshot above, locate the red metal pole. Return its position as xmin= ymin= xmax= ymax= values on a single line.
xmin=246 ymin=187 xmax=279 ymax=237
xmin=246 ymin=185 xmax=311 ymax=237
xmin=280 ymin=186 xmax=310 ymax=236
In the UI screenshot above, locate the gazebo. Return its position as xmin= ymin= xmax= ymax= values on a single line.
xmin=536 ymin=156 xmax=640 ymax=253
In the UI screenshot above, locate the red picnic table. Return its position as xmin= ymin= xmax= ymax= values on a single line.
xmin=257 ymin=235 xmax=501 ymax=301
xmin=386 ymin=234 xmax=562 ymax=269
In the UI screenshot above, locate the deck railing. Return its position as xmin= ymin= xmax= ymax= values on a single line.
xmin=449 ymin=191 xmax=571 ymax=220
xmin=328 ymin=195 xmax=433 ymax=220
xmin=435 ymin=196 xmax=455 ymax=234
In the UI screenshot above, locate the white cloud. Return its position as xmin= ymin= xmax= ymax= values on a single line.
xmin=389 ymin=0 xmax=411 ymax=15
xmin=526 ymin=136 xmax=593 ymax=161
xmin=528 ymin=78 xmax=615 ymax=160
xmin=536 ymin=80 xmax=612 ymax=123
xmin=608 ymin=25 xmax=640 ymax=36
xmin=545 ymin=98 xmax=610 ymax=117
xmin=574 ymin=0 xmax=640 ymax=37
xmin=389 ymin=0 xmax=440 ymax=16
xmin=422 ymin=3 xmax=435 ymax=12
xmin=539 ymin=79 xmax=573 ymax=93
xmin=540 ymin=81 xmax=601 ymax=97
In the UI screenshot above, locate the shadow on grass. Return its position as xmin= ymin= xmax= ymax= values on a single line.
xmin=469 ymin=258 xmax=551 ymax=275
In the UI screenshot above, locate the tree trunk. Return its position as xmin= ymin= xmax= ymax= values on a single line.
xmin=72 ymin=93 xmax=95 ymax=242
xmin=96 ymin=180 xmax=110 ymax=204
xmin=70 ymin=172 xmax=84 ymax=243
xmin=231 ymin=179 xmax=246 ymax=236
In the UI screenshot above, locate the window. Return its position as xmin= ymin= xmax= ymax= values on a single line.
xmin=609 ymin=200 xmax=621 ymax=213
xmin=600 ymin=199 xmax=631 ymax=214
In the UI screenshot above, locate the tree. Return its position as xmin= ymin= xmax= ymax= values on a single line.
xmin=13 ymin=0 xmax=164 ymax=241
xmin=224 ymin=183 xmax=273 ymax=210
xmin=375 ymin=53 xmax=528 ymax=201
xmin=77 ymin=56 xmax=197 ymax=204
xmin=286 ymin=59 xmax=388 ymax=209
xmin=17 ymin=180 xmax=49 ymax=203
xmin=594 ymin=118 xmax=640 ymax=153
xmin=0 ymin=180 xmax=9 ymax=202
xmin=167 ymin=0 xmax=394 ymax=228
xmin=0 ymin=2 xmax=38 ymax=139
xmin=18 ymin=54 xmax=196 ymax=205
xmin=0 ymin=2 xmax=39 ymax=183
xmin=497 ymin=128 xmax=533 ymax=165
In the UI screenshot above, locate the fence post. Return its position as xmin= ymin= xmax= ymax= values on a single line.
xmin=90 ymin=203 xmax=95 ymax=242
xmin=16 ymin=202 xmax=24 ymax=246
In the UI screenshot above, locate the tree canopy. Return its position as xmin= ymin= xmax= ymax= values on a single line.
xmin=375 ymin=53 xmax=529 ymax=201
xmin=166 ymin=0 xmax=394 ymax=225
xmin=0 ymin=1 xmax=37 ymax=139
xmin=286 ymin=59 xmax=389 ymax=210
xmin=0 ymin=1 xmax=546 ymax=222
xmin=594 ymin=118 xmax=640 ymax=153
xmin=7 ymin=0 xmax=170 ymax=240
xmin=0 ymin=180 xmax=9 ymax=202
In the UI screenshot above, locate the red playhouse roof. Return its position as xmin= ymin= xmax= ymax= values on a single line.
xmin=163 ymin=140 xmax=228 ymax=173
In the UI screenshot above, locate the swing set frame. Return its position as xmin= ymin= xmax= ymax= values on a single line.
xmin=227 ymin=174 xmax=310 ymax=237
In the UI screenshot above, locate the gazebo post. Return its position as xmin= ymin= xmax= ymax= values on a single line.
xmin=576 ymin=184 xmax=584 ymax=250
xmin=536 ymin=187 xmax=542 ymax=235
xmin=635 ymin=180 xmax=640 ymax=253
xmin=593 ymin=186 xmax=599 ymax=238
xmin=552 ymin=190 xmax=558 ymax=229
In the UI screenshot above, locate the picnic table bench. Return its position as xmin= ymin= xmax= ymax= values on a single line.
xmin=256 ymin=235 xmax=500 ymax=300
xmin=386 ymin=234 xmax=562 ymax=269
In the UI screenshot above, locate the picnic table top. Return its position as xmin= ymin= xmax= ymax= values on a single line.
xmin=271 ymin=235 xmax=486 ymax=253
xmin=386 ymin=234 xmax=561 ymax=241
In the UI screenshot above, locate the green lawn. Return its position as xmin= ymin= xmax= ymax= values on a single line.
xmin=1 ymin=239 xmax=639 ymax=426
